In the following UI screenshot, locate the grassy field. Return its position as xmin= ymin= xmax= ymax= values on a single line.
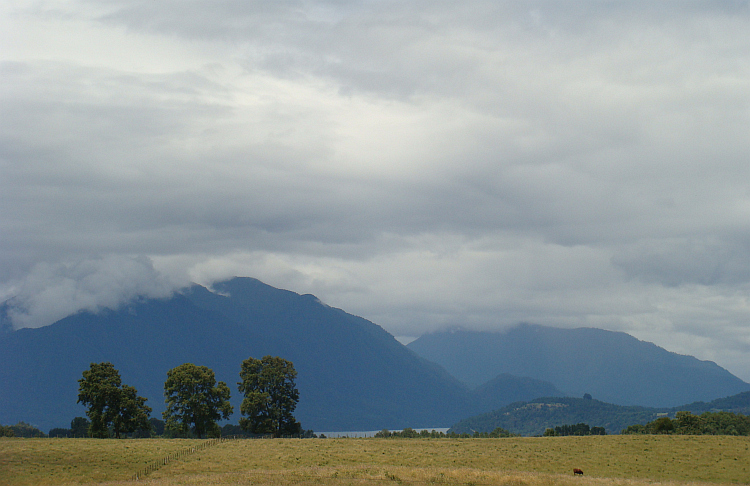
xmin=1 ymin=436 xmax=748 ymax=486
xmin=0 ymin=438 xmax=207 ymax=485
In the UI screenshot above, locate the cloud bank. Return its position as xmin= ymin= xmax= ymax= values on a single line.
xmin=2 ymin=1 xmax=750 ymax=380
xmin=2 ymin=256 xmax=179 ymax=329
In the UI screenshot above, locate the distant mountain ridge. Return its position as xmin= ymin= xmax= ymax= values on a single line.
xmin=407 ymin=325 xmax=750 ymax=408
xmin=0 ymin=278 xmax=549 ymax=432
xmin=2 ymin=278 xmax=748 ymax=433
xmin=450 ymin=392 xmax=750 ymax=437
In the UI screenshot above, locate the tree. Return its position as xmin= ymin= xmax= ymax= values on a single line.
xmin=651 ymin=416 xmax=675 ymax=434
xmin=675 ymin=411 xmax=703 ymax=435
xmin=9 ymin=422 xmax=46 ymax=438
xmin=77 ymin=362 xmax=151 ymax=438
xmin=238 ymin=355 xmax=302 ymax=437
xmin=49 ymin=427 xmax=71 ymax=438
xmin=113 ymin=385 xmax=152 ymax=438
xmin=621 ymin=423 xmax=647 ymax=434
xmin=163 ymin=363 xmax=233 ymax=438
xmin=78 ymin=362 xmax=121 ymax=438
xmin=149 ymin=418 xmax=165 ymax=436
xmin=70 ymin=417 xmax=90 ymax=438
xmin=591 ymin=426 xmax=606 ymax=435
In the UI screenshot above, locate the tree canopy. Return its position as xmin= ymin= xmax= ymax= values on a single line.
xmin=70 ymin=417 xmax=90 ymax=438
xmin=0 ymin=425 xmax=15 ymax=437
xmin=77 ymin=362 xmax=151 ymax=438
xmin=543 ymin=423 xmax=606 ymax=436
xmin=622 ymin=410 xmax=750 ymax=435
xmin=163 ymin=363 xmax=232 ymax=438
xmin=238 ymin=355 xmax=301 ymax=437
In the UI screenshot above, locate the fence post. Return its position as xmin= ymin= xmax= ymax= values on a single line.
xmin=132 ymin=435 xmax=238 ymax=481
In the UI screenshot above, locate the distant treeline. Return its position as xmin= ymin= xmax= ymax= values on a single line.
xmin=1 ymin=422 xmax=46 ymax=438
xmin=6 ymin=411 xmax=749 ymax=439
xmin=1 ymin=418 xmax=317 ymax=439
xmin=543 ymin=423 xmax=606 ymax=436
xmin=374 ymin=427 xmax=519 ymax=438
xmin=622 ymin=411 xmax=750 ymax=436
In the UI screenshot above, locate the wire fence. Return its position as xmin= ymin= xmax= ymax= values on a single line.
xmin=131 ymin=436 xmax=239 ymax=481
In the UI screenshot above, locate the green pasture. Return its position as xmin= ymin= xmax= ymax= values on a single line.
xmin=0 ymin=439 xmax=205 ymax=485
xmin=1 ymin=435 xmax=748 ymax=486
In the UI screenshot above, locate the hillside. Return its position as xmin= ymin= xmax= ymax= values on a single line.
xmin=3 ymin=278 xmax=748 ymax=433
xmin=450 ymin=391 xmax=750 ymax=437
xmin=407 ymin=325 xmax=750 ymax=407
xmin=470 ymin=374 xmax=566 ymax=411
xmin=450 ymin=397 xmax=663 ymax=436
xmin=1 ymin=278 xmax=555 ymax=433
xmin=0 ymin=278 xmax=474 ymax=432
xmin=678 ymin=391 xmax=750 ymax=416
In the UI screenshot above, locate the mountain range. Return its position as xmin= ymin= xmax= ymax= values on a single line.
xmin=407 ymin=325 xmax=750 ymax=407
xmin=0 ymin=278 xmax=554 ymax=432
xmin=1 ymin=277 xmax=748 ymax=432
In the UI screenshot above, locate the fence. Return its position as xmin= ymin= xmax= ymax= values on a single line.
xmin=131 ymin=436 xmax=237 ymax=481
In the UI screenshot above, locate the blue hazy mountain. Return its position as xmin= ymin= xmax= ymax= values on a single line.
xmin=407 ymin=324 xmax=750 ymax=408
xmin=1 ymin=277 xmax=549 ymax=432
xmin=3 ymin=279 xmax=747 ymax=433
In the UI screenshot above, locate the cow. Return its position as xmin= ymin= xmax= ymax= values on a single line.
xmin=573 ymin=468 xmax=584 ymax=476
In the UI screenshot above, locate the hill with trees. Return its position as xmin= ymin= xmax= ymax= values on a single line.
xmin=450 ymin=392 xmax=750 ymax=437
xmin=622 ymin=410 xmax=750 ymax=435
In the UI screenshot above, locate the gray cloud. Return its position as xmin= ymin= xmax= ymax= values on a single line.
xmin=3 ymin=255 xmax=178 ymax=329
xmin=2 ymin=1 xmax=750 ymax=380
xmin=613 ymin=237 xmax=750 ymax=287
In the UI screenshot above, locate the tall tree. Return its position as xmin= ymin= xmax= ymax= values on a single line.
xmin=163 ymin=363 xmax=233 ymax=438
xmin=78 ymin=362 xmax=121 ymax=438
xmin=238 ymin=355 xmax=302 ymax=437
xmin=77 ymin=362 xmax=151 ymax=438
xmin=112 ymin=385 xmax=152 ymax=438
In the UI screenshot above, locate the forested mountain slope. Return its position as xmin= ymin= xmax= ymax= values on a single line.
xmin=0 ymin=278 xmax=469 ymax=432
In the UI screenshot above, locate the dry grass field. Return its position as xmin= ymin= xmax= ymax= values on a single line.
xmin=1 ymin=435 xmax=748 ymax=486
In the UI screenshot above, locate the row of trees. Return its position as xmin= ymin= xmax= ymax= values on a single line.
xmin=1 ymin=422 xmax=55 ymax=438
xmin=622 ymin=411 xmax=750 ymax=435
xmin=49 ymin=417 xmax=91 ymax=438
xmin=77 ymin=356 xmax=301 ymax=439
xmin=46 ymin=417 xmax=318 ymax=439
xmin=543 ymin=423 xmax=606 ymax=436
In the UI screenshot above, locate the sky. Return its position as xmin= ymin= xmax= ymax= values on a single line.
xmin=2 ymin=1 xmax=750 ymax=381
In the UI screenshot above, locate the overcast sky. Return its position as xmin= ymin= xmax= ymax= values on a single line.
xmin=3 ymin=1 xmax=750 ymax=380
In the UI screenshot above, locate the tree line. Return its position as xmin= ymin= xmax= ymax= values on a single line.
xmin=543 ymin=423 xmax=606 ymax=436
xmin=72 ymin=355 xmax=303 ymax=439
xmin=0 ymin=422 xmax=47 ymax=438
xmin=622 ymin=410 xmax=750 ymax=435
xmin=374 ymin=427 xmax=518 ymax=438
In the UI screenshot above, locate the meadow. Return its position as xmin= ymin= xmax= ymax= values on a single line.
xmin=1 ymin=435 xmax=748 ymax=486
